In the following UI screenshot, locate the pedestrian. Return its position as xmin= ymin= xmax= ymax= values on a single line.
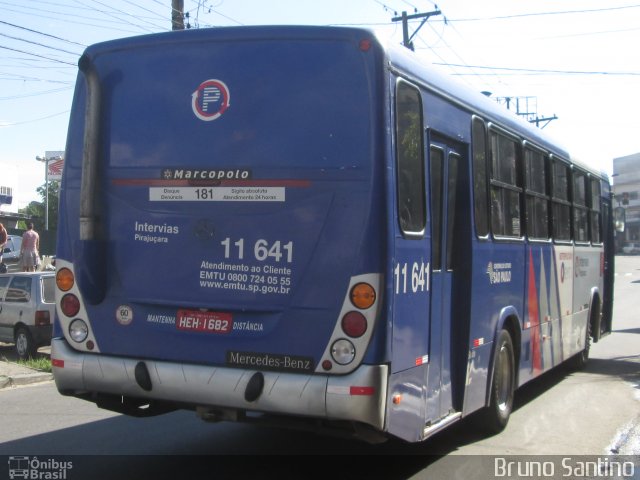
xmin=20 ymin=222 xmax=40 ymax=272
xmin=0 ymin=222 xmax=7 ymax=273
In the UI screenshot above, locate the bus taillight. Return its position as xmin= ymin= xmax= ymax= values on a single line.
xmin=341 ymin=311 xmax=367 ymax=338
xmin=331 ymin=339 xmax=355 ymax=365
xmin=69 ymin=319 xmax=89 ymax=343
xmin=61 ymin=294 xmax=81 ymax=317
xmin=56 ymin=268 xmax=75 ymax=291
xmin=350 ymin=283 xmax=376 ymax=309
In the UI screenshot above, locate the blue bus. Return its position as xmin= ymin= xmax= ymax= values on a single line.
xmin=52 ymin=26 xmax=615 ymax=444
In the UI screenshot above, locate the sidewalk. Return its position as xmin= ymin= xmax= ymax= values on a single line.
xmin=0 ymin=345 xmax=53 ymax=389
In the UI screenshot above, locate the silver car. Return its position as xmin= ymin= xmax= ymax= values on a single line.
xmin=0 ymin=272 xmax=55 ymax=359
xmin=2 ymin=235 xmax=23 ymax=264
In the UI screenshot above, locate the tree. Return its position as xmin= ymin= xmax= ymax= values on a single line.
xmin=37 ymin=180 xmax=59 ymax=231
xmin=18 ymin=181 xmax=59 ymax=231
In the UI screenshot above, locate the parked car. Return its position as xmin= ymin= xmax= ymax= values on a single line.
xmin=0 ymin=271 xmax=55 ymax=359
xmin=2 ymin=235 xmax=22 ymax=264
xmin=622 ymin=242 xmax=640 ymax=254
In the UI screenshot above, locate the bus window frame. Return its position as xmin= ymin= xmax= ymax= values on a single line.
xmin=522 ymin=141 xmax=552 ymax=243
xmin=550 ymin=154 xmax=573 ymax=245
xmin=471 ymin=115 xmax=490 ymax=240
xmin=487 ymin=123 xmax=524 ymax=242
xmin=572 ymin=166 xmax=591 ymax=245
xmin=394 ymin=78 xmax=427 ymax=239
xmin=589 ymin=175 xmax=604 ymax=246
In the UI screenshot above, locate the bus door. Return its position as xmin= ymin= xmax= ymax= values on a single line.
xmin=600 ymin=188 xmax=614 ymax=338
xmin=427 ymin=140 xmax=469 ymax=422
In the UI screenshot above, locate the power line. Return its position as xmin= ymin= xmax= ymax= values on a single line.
xmin=71 ymin=0 xmax=163 ymax=33
xmin=373 ymin=0 xmax=399 ymax=16
xmin=0 ymin=19 xmax=86 ymax=47
xmin=0 ymin=109 xmax=70 ymax=127
xmin=1 ymin=3 xmax=144 ymax=35
xmin=0 ymin=86 xmax=73 ymax=100
xmin=126 ymin=0 xmax=169 ymax=23
xmin=205 ymin=7 xmax=244 ymax=26
xmin=0 ymin=72 xmax=74 ymax=84
xmin=445 ymin=4 xmax=640 ymax=22
xmin=0 ymin=45 xmax=76 ymax=66
xmin=433 ymin=62 xmax=640 ymax=76
xmin=0 ymin=33 xmax=82 ymax=56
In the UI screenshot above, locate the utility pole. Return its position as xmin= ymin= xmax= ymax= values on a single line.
xmin=494 ymin=95 xmax=558 ymax=129
xmin=530 ymin=115 xmax=558 ymax=129
xmin=172 ymin=0 xmax=184 ymax=30
xmin=391 ymin=9 xmax=442 ymax=51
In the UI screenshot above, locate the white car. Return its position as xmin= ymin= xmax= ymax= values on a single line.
xmin=0 ymin=271 xmax=55 ymax=359
xmin=2 ymin=235 xmax=22 ymax=263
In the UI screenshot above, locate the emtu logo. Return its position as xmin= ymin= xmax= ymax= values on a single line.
xmin=191 ymin=79 xmax=230 ymax=121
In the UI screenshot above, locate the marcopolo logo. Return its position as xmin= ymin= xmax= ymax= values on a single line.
xmin=161 ymin=168 xmax=251 ymax=181
xmin=8 ymin=456 xmax=72 ymax=479
xmin=191 ymin=79 xmax=230 ymax=121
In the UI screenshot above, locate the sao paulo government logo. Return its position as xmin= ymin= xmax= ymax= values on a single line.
xmin=191 ymin=79 xmax=230 ymax=121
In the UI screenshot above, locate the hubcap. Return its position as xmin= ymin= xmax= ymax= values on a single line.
xmin=496 ymin=344 xmax=512 ymax=412
xmin=16 ymin=334 xmax=27 ymax=356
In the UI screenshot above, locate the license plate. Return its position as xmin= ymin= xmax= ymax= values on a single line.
xmin=176 ymin=310 xmax=233 ymax=334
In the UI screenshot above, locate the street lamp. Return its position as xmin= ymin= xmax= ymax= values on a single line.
xmin=35 ymin=154 xmax=61 ymax=231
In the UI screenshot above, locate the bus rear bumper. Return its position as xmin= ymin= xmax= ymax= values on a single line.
xmin=51 ymin=338 xmax=388 ymax=432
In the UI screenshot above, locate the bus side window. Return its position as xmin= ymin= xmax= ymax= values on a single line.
xmin=573 ymin=169 xmax=589 ymax=243
xmin=524 ymin=147 xmax=550 ymax=240
xmin=551 ymin=159 xmax=571 ymax=241
xmin=489 ymin=130 xmax=522 ymax=238
xmin=395 ymin=80 xmax=426 ymax=237
xmin=472 ymin=117 xmax=489 ymax=237
xmin=590 ymin=178 xmax=602 ymax=243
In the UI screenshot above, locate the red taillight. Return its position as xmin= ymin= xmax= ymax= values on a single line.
xmin=61 ymin=294 xmax=80 ymax=317
xmin=52 ymin=358 xmax=64 ymax=368
xmin=35 ymin=310 xmax=50 ymax=326
xmin=341 ymin=311 xmax=367 ymax=338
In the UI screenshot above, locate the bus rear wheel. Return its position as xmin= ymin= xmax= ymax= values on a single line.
xmin=567 ymin=317 xmax=591 ymax=371
xmin=479 ymin=329 xmax=515 ymax=434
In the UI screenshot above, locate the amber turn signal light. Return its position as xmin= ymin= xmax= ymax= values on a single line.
xmin=350 ymin=282 xmax=376 ymax=310
xmin=56 ymin=267 xmax=75 ymax=292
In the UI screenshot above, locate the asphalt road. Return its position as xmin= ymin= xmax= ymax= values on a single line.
xmin=0 ymin=256 xmax=638 ymax=480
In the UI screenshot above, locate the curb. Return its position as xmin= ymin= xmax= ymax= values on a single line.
xmin=0 ymin=371 xmax=53 ymax=389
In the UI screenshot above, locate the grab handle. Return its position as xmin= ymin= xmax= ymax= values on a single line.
xmin=75 ymin=54 xmax=106 ymax=304
xmin=78 ymin=54 xmax=101 ymax=241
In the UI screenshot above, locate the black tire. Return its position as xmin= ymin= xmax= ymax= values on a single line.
xmin=15 ymin=326 xmax=37 ymax=360
xmin=566 ymin=318 xmax=591 ymax=371
xmin=478 ymin=329 xmax=515 ymax=434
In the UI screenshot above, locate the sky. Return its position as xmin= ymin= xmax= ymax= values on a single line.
xmin=2 ymin=0 xmax=640 ymax=211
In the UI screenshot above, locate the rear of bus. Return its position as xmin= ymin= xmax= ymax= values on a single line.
xmin=52 ymin=27 xmax=390 ymax=437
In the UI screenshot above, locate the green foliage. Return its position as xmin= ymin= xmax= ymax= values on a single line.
xmin=17 ymin=356 xmax=52 ymax=373
xmin=18 ymin=181 xmax=59 ymax=231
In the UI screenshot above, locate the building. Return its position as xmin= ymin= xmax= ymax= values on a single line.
xmin=0 ymin=186 xmax=12 ymax=206
xmin=612 ymin=153 xmax=640 ymax=246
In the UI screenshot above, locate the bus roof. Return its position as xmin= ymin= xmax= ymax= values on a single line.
xmin=382 ymin=37 xmax=608 ymax=180
xmin=81 ymin=24 xmax=607 ymax=180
